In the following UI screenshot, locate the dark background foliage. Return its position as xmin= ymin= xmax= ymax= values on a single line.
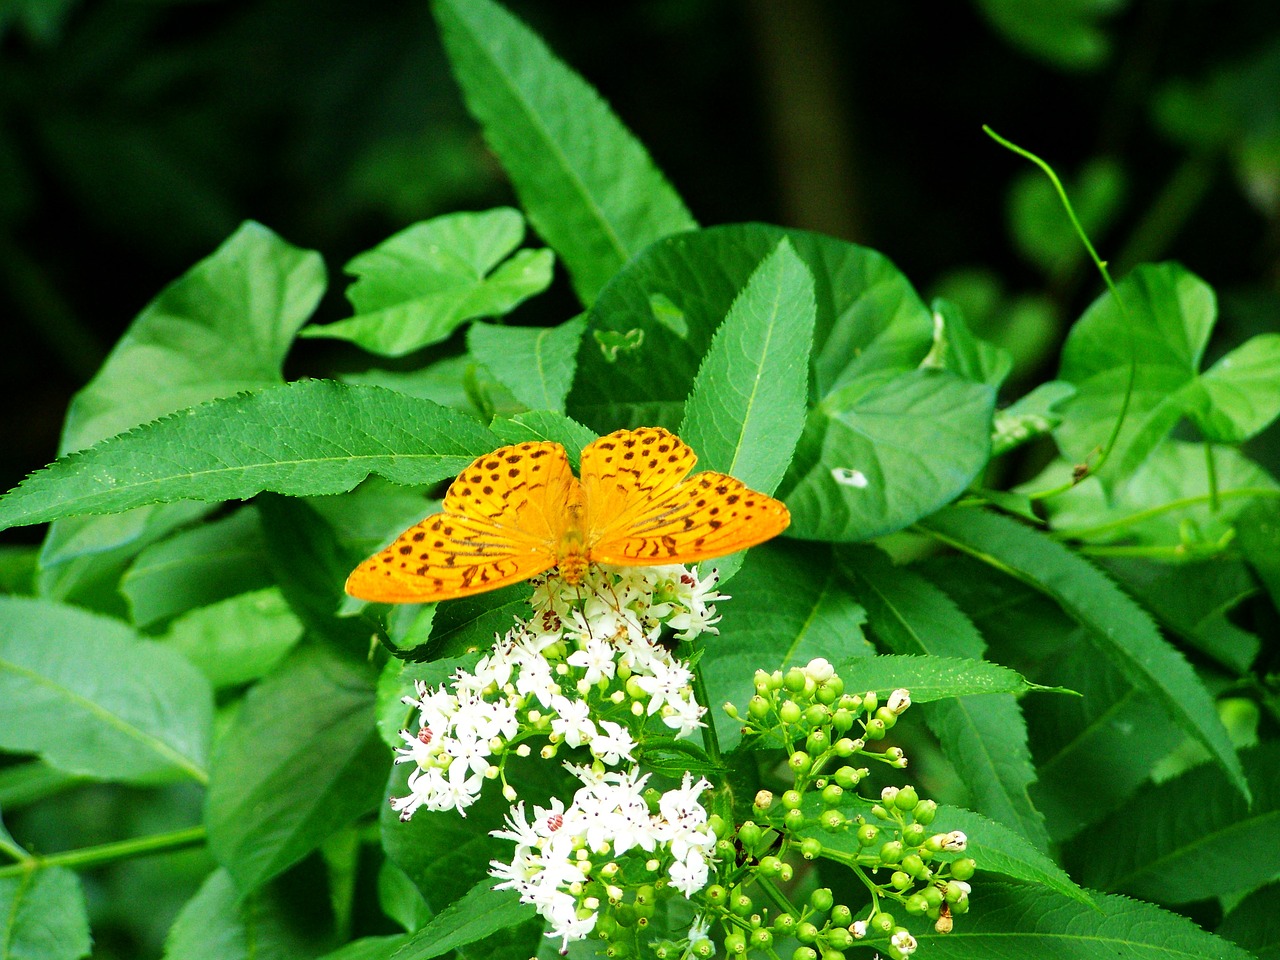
xmin=4 ymin=0 xmax=1280 ymax=510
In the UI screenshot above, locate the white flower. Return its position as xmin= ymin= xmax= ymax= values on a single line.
xmin=661 ymin=694 xmax=707 ymax=739
xmin=887 ymin=688 xmax=912 ymax=714
xmin=939 ymin=830 xmax=968 ymax=851
xmin=668 ymin=849 xmax=710 ymax=897
xmin=589 ymin=720 xmax=636 ymax=766
xmin=566 ymin=635 xmax=617 ymax=686
xmin=549 ymin=695 xmax=597 ymax=748
xmin=688 ymin=914 xmax=713 ymax=952
xmin=633 ymin=660 xmax=692 ymax=716
xmin=890 ymin=929 xmax=918 ymax=955
xmin=805 ymin=657 xmax=834 ymax=683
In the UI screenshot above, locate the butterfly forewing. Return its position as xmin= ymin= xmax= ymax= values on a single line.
xmin=588 ymin=468 xmax=791 ymax=567
xmin=579 ymin=427 xmax=699 ymax=540
xmin=345 ymin=441 xmax=574 ymax=603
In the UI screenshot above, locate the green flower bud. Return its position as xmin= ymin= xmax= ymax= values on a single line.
xmin=874 ymin=706 xmax=898 ymax=729
xmin=903 ymin=823 xmax=926 ymax=846
xmin=833 ymin=737 xmax=856 ymax=757
xmin=738 ymin=821 xmax=763 ymax=851
xmin=716 ymin=839 xmax=737 ymax=859
xmin=827 ymin=927 xmax=853 ymax=950
xmin=801 ymin=837 xmax=823 ymax=860
xmin=913 ymin=799 xmax=937 ymax=825
xmin=821 ymin=783 xmax=844 ymax=805
xmin=945 ymin=880 xmax=970 ymax=904
xmin=894 ymin=786 xmax=919 ymax=811
xmin=901 ymin=853 xmax=928 ymax=879
xmin=831 ymin=904 xmax=853 ymax=927
xmin=951 ymin=858 xmax=976 ymax=881
xmin=723 ymin=933 xmax=746 ymax=955
xmin=732 ymin=890 xmax=754 ymax=916
xmin=921 ymin=886 xmax=944 ymax=909
xmin=806 ymin=729 xmax=829 ymax=753
xmin=784 ymin=668 xmax=807 ymax=692
xmin=864 ymin=718 xmax=887 ymax=740
xmin=804 ymin=704 xmax=830 ymax=726
xmin=780 ymin=700 xmax=803 ymax=724
xmin=708 ymin=814 xmax=728 ymax=836
xmin=815 ymin=682 xmax=838 ymax=705
xmin=820 ymin=809 xmax=845 ymax=830
xmin=856 ymin=823 xmax=879 ymax=846
xmin=833 ymin=765 xmax=860 ymax=788
xmin=595 ymin=914 xmax=618 ymax=938
xmin=797 ymin=921 xmax=820 ymax=944
xmin=821 ymin=950 xmax=846 ymax=960
xmin=788 ymin=751 xmax=812 ymax=774
xmin=862 ymin=692 xmax=879 ymax=713
xmin=839 ymin=693 xmax=863 ymax=712
xmin=792 ymin=948 xmax=817 ymax=960
xmin=768 ymin=671 xmax=784 ymax=691
xmin=890 ymin=870 xmax=912 ymax=890
xmin=809 ymin=887 xmax=834 ymax=914
xmin=782 ymin=789 xmax=803 ymax=810
xmin=784 ymin=808 xmax=806 ymax=831
xmin=615 ymin=903 xmax=637 ymax=927
xmin=758 ymin=855 xmax=784 ymax=877
xmin=754 ymin=670 xmax=772 ymax=694
xmin=879 ymin=840 xmax=904 ymax=864
xmin=748 ymin=695 xmax=772 ymax=720
xmin=832 ymin=709 xmax=855 ymax=733
xmin=905 ymin=893 xmax=929 ymax=915
xmin=779 ymin=862 xmax=794 ymax=881
xmin=871 ymin=912 xmax=895 ymax=935
xmin=773 ymin=913 xmax=797 ymax=934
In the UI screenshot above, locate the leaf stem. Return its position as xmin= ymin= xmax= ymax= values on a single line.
xmin=1050 ymin=487 xmax=1280 ymax=540
xmin=0 ymin=826 xmax=206 ymax=879
xmin=983 ymin=125 xmax=1137 ymax=497
xmin=1205 ymin=442 xmax=1220 ymax=513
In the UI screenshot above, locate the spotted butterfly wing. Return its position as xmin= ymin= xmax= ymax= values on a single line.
xmin=580 ymin=427 xmax=790 ymax=566
xmin=344 ymin=441 xmax=575 ymax=603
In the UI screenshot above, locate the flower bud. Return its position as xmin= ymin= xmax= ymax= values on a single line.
xmin=851 ymin=920 xmax=867 ymax=939
xmin=950 ymin=857 xmax=976 ymax=881
xmin=754 ymin=790 xmax=774 ymax=812
xmin=782 ymin=789 xmax=803 ymax=810
xmin=784 ymin=667 xmax=807 ymax=692
xmin=805 ymin=658 xmax=835 ymax=683
xmin=887 ymin=688 xmax=911 ymax=714
xmin=780 ymin=700 xmax=803 ymax=724
xmin=801 ymin=837 xmax=823 ymax=860
xmin=894 ymin=786 xmax=919 ymax=811
xmin=748 ymin=695 xmax=771 ymax=720
xmin=809 ymin=887 xmax=834 ymax=913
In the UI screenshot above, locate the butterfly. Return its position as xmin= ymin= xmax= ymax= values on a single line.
xmin=345 ymin=426 xmax=790 ymax=603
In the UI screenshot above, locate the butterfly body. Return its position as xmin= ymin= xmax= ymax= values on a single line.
xmin=345 ymin=427 xmax=789 ymax=603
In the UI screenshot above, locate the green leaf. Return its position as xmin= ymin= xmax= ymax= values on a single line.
xmin=160 ymin=588 xmax=304 ymax=690
xmin=467 ymin=316 xmax=585 ymax=414
xmin=782 ymin=369 xmax=995 ymax=541
xmin=917 ymin=882 xmax=1255 ymax=959
xmin=0 ymin=381 xmax=498 ymax=531
xmin=1042 ymin=439 xmax=1280 ymax=549
xmin=318 ymin=936 xmax=414 ymax=960
xmin=1218 ymin=881 xmax=1280 ymax=960
xmin=1066 ymin=741 xmax=1280 ymax=903
xmin=376 ymin=654 xmax=480 ymax=750
xmin=40 ymin=222 xmax=324 ymax=595
xmin=1238 ymin=498 xmax=1280 ymax=610
xmin=680 ymin=237 xmax=815 ymax=496
xmin=0 ymin=867 xmax=91 ymax=960
xmin=838 ymin=545 xmax=1050 ymax=851
xmin=301 ymin=210 xmax=553 ymax=356
xmin=121 ymin=507 xmax=273 ymax=629
xmin=975 ymin=0 xmax=1121 ymax=70
xmin=992 ymin=380 xmax=1076 ymax=456
xmin=837 ymin=654 xmax=1053 ymax=702
xmin=391 ymin=881 xmax=536 ymax=960
xmin=205 ymin=647 xmax=386 ymax=893
xmin=707 ymin=541 xmax=870 ymax=751
xmin=432 ymin=0 xmax=695 ymax=304
xmin=570 ymin=223 xmax=933 ymax=431
xmin=0 ymin=596 xmax=211 ymax=783
xmin=1056 ymin=263 xmax=1280 ymax=490
xmin=377 ymin=860 xmax=431 ymax=934
xmin=922 ymin=299 xmax=1013 ymax=388
xmin=918 ymin=506 xmax=1249 ymax=800
xmin=1026 ymin=636 xmax=1187 ymax=842
xmin=934 ymin=805 xmax=1092 ymax=906
xmin=425 ymin=582 xmax=533 ymax=661
xmin=163 ymin=869 xmax=328 ymax=960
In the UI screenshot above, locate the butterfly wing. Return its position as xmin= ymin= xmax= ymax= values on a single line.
xmin=580 ymin=427 xmax=789 ymax=566
xmin=345 ymin=441 xmax=574 ymax=603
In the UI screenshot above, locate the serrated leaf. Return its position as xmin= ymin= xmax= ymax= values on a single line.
xmin=918 ymin=506 xmax=1249 ymax=800
xmin=160 ymin=588 xmax=304 ymax=690
xmin=0 ymin=867 xmax=91 ymax=960
xmin=837 ymin=545 xmax=1050 ymax=850
xmin=301 ymin=210 xmax=553 ymax=356
xmin=782 ymin=369 xmax=995 ymax=541
xmin=0 ymin=381 xmax=498 ymax=531
xmin=916 ymin=882 xmax=1255 ymax=959
xmin=934 ymin=805 xmax=1091 ymax=906
xmin=392 ymin=881 xmax=536 ymax=960
xmin=318 ymin=936 xmax=414 ymax=960
xmin=1066 ymin=741 xmax=1280 ymax=903
xmin=1026 ymin=637 xmax=1186 ymax=842
xmin=570 ymin=223 xmax=933 ymax=432
xmin=121 ymin=507 xmax=273 ymax=629
xmin=679 ymin=237 xmax=815 ymax=496
xmin=468 ymin=317 xmax=585 ymax=414
xmin=205 ymin=646 xmax=386 ymax=893
xmin=1056 ymin=263 xmax=1280 ymax=490
xmin=41 ymin=221 xmax=325 ymax=596
xmin=488 ymin=412 xmax=598 ymax=465
xmin=1218 ymin=881 xmax=1280 ymax=960
xmin=163 ymin=868 xmax=328 ymax=960
xmin=432 ymin=0 xmax=695 ymax=304
xmin=707 ymin=540 xmax=870 ymax=751
xmin=837 ymin=654 xmax=1051 ymax=702
xmin=0 ymin=596 xmax=211 ymax=783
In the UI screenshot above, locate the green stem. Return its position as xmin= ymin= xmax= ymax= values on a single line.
xmin=1051 ymin=487 xmax=1280 ymax=540
xmin=983 ymin=125 xmax=1136 ymax=498
xmin=755 ymin=876 xmax=799 ymax=919
xmin=0 ymin=826 xmax=206 ymax=879
xmin=1205 ymin=443 xmax=1220 ymax=513
xmin=0 ymin=834 xmax=26 ymax=863
xmin=691 ymin=660 xmax=722 ymax=765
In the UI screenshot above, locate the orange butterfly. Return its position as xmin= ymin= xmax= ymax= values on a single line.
xmin=345 ymin=426 xmax=790 ymax=603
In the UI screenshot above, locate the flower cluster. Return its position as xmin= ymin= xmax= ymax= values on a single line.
xmin=491 ymin=765 xmax=717 ymax=948
xmin=389 ymin=564 xmax=728 ymax=950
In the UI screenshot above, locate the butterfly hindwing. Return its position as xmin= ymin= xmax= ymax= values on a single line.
xmin=579 ymin=427 xmax=699 ymax=540
xmin=345 ymin=441 xmax=574 ymax=603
